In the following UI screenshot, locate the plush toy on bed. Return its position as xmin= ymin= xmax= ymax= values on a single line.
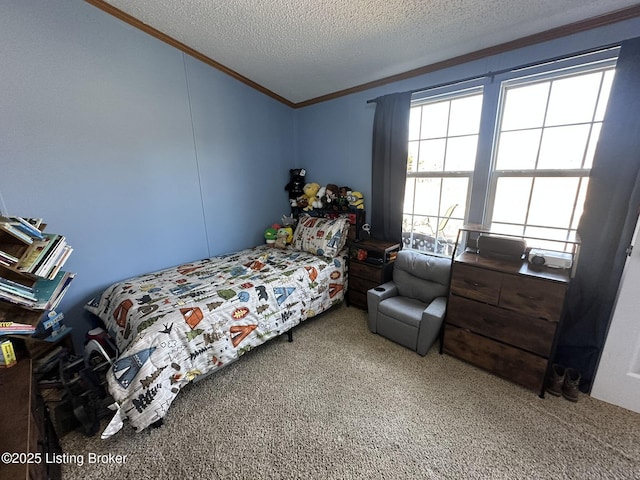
xmin=285 ymin=168 xmax=306 ymax=207
xmin=264 ymin=227 xmax=278 ymax=245
xmin=274 ymin=228 xmax=289 ymax=249
xmin=300 ymin=182 xmax=321 ymax=211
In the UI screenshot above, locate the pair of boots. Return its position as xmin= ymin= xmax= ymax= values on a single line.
xmin=546 ymin=364 xmax=580 ymax=402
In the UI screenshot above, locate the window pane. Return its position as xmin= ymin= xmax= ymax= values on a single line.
xmin=537 ymin=125 xmax=590 ymax=169
xmin=413 ymin=178 xmax=441 ymax=217
xmin=501 ymin=82 xmax=550 ymax=130
xmin=444 ymin=135 xmax=478 ymax=171
xmin=404 ymin=178 xmax=416 ymax=214
xmin=584 ymin=123 xmax=602 ymax=169
xmin=528 ymin=177 xmax=580 ymax=228
xmin=492 ymin=177 xmax=532 ymax=225
xmin=545 ymin=72 xmax=602 ymax=126
xmin=489 ymin=222 xmax=525 ymax=237
xmin=407 ymin=141 xmax=419 ymax=173
xmin=409 ymin=107 xmax=422 ymax=141
xmin=595 ymin=70 xmax=615 ymax=121
xmin=495 ymin=129 xmax=541 ymax=170
xmin=440 ymin=178 xmax=468 ymax=218
xmin=449 ymin=94 xmax=483 ymax=136
xmin=418 ymin=139 xmax=445 ymax=172
xmin=524 ymin=226 xmax=572 ymax=250
xmin=420 ymin=102 xmax=449 ymax=139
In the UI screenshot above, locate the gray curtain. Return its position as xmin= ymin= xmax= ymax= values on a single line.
xmin=555 ymin=37 xmax=640 ymax=391
xmin=370 ymin=92 xmax=411 ymax=243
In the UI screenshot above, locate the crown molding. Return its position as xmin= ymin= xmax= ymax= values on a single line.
xmin=85 ymin=1 xmax=640 ymax=109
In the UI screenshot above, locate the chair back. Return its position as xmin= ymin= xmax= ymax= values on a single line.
xmin=392 ymin=250 xmax=451 ymax=304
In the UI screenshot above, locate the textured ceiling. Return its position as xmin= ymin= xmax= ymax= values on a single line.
xmin=99 ymin=0 xmax=640 ymax=105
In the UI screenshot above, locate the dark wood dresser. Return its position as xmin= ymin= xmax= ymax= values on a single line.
xmin=443 ymin=250 xmax=570 ymax=395
xmin=347 ymin=239 xmax=400 ymax=309
xmin=0 ymin=359 xmax=62 ymax=480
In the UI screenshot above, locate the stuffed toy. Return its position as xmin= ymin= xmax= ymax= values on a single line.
xmin=312 ymin=186 xmax=327 ymax=209
xmin=324 ymin=184 xmax=339 ymax=210
xmin=300 ymin=182 xmax=321 ymax=211
xmin=274 ymin=228 xmax=289 ymax=249
xmin=284 ymin=168 xmax=306 ymax=207
xmin=337 ymin=186 xmax=352 ymax=211
xmin=264 ymin=227 xmax=278 ymax=245
xmin=348 ymin=191 xmax=365 ymax=210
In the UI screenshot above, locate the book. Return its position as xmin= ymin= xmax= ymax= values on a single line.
xmin=32 ymin=271 xmax=75 ymax=311
xmin=0 ymin=321 xmax=37 ymax=336
xmin=0 ymin=249 xmax=19 ymax=266
xmin=14 ymin=233 xmax=60 ymax=274
xmin=34 ymin=236 xmax=66 ymax=278
xmin=0 ymin=222 xmax=33 ymax=244
xmin=0 ymin=340 xmax=17 ymax=367
xmin=0 ymin=277 xmax=37 ymax=301
xmin=46 ymin=246 xmax=73 ymax=280
xmin=11 ymin=216 xmax=44 ymax=240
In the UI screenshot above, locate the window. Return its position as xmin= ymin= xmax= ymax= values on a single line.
xmin=403 ymin=89 xmax=483 ymax=255
xmin=403 ymin=50 xmax=618 ymax=255
xmin=488 ymin=64 xmax=615 ymax=250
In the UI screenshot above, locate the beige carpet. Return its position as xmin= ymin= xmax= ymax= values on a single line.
xmin=61 ymin=304 xmax=640 ymax=479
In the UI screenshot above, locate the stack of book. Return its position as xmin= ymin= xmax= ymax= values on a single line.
xmin=0 ymin=216 xmax=44 ymax=245
xmin=0 ymin=215 xmax=75 ymax=316
xmin=0 ymin=271 xmax=75 ymax=311
xmin=10 ymin=233 xmax=73 ymax=280
xmin=0 ymin=320 xmax=36 ymax=336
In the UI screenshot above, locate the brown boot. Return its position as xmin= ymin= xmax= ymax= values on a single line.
xmin=562 ymin=368 xmax=581 ymax=402
xmin=546 ymin=364 xmax=565 ymax=396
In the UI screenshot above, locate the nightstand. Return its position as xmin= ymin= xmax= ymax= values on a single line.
xmin=347 ymin=239 xmax=400 ymax=309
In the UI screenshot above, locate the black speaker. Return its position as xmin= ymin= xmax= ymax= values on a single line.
xmin=477 ymin=235 xmax=526 ymax=261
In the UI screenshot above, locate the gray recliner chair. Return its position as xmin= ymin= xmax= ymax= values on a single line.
xmin=367 ymin=250 xmax=452 ymax=356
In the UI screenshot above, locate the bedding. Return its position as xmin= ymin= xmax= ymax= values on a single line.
xmin=85 ymin=243 xmax=348 ymax=438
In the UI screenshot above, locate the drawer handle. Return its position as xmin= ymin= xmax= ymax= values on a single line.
xmin=463 ymin=279 xmax=483 ymax=288
xmin=517 ymin=292 xmax=543 ymax=301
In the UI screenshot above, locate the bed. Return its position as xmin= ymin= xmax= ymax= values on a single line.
xmin=85 ymin=215 xmax=350 ymax=438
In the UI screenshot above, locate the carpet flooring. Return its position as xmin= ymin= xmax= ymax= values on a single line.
xmin=61 ymin=304 xmax=640 ymax=479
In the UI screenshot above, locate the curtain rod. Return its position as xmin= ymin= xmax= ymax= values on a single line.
xmin=366 ymin=41 xmax=621 ymax=104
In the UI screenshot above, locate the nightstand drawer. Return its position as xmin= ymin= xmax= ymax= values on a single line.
xmin=447 ymin=295 xmax=557 ymax=356
xmin=450 ymin=264 xmax=503 ymax=304
xmin=499 ymin=274 xmax=567 ymax=321
xmin=349 ymin=260 xmax=383 ymax=279
xmin=349 ymin=275 xmax=380 ymax=293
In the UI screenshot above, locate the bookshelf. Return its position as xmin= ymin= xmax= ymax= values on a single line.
xmin=0 ymin=216 xmax=75 ymax=360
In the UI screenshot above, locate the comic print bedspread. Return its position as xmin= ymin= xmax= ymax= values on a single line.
xmin=85 ymin=244 xmax=347 ymax=438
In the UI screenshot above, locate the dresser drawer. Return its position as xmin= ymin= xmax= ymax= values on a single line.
xmin=447 ymin=295 xmax=557 ymax=357
xmin=450 ymin=263 xmax=503 ymax=304
xmin=443 ymin=325 xmax=547 ymax=392
xmin=499 ymin=274 xmax=567 ymax=321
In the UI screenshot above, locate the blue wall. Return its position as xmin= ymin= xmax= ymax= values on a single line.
xmin=0 ymin=0 xmax=294 ymax=347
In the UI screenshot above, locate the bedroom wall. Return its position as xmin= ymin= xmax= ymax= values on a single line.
xmin=0 ymin=0 xmax=294 ymax=347
xmin=294 ymin=16 xmax=640 ymax=229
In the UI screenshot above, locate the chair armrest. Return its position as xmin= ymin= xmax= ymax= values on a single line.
xmin=416 ymin=296 xmax=448 ymax=356
xmin=366 ymin=282 xmax=398 ymax=333
xmin=423 ymin=296 xmax=447 ymax=322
